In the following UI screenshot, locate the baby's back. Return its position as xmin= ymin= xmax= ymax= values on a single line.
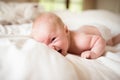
xmin=77 ymin=25 xmax=101 ymax=36
xmin=68 ymin=25 xmax=103 ymax=55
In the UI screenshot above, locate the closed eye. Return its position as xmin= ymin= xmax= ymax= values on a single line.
xmin=51 ymin=37 xmax=56 ymax=43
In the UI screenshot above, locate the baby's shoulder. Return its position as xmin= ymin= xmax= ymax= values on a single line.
xmin=72 ymin=31 xmax=90 ymax=42
xmin=71 ymin=30 xmax=94 ymax=39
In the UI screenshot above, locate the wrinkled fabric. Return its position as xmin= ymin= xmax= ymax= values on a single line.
xmin=0 ymin=37 xmax=120 ymax=80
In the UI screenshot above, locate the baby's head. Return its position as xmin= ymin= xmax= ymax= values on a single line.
xmin=31 ymin=12 xmax=70 ymax=56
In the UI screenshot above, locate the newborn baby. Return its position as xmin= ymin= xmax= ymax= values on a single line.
xmin=31 ymin=12 xmax=119 ymax=59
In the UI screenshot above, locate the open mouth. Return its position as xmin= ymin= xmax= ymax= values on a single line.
xmin=57 ymin=49 xmax=62 ymax=54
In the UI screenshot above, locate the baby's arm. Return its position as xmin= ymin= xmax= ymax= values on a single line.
xmin=81 ymin=35 xmax=106 ymax=59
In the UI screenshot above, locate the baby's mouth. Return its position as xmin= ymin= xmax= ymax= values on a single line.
xmin=57 ymin=49 xmax=62 ymax=54
xmin=57 ymin=49 xmax=66 ymax=56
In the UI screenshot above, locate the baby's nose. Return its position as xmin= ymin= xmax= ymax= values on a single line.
xmin=51 ymin=46 xmax=56 ymax=50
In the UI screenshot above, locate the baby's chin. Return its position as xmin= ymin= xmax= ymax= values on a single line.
xmin=63 ymin=53 xmax=68 ymax=56
xmin=61 ymin=50 xmax=68 ymax=56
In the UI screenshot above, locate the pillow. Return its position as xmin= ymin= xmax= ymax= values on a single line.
xmin=0 ymin=23 xmax=32 ymax=36
xmin=1 ymin=9 xmax=120 ymax=36
xmin=0 ymin=1 xmax=45 ymax=25
xmin=54 ymin=10 xmax=120 ymax=36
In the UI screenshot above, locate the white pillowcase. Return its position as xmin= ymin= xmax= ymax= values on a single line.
xmin=0 ymin=9 xmax=120 ymax=37
xmin=0 ymin=1 xmax=44 ymax=25
xmin=0 ymin=23 xmax=32 ymax=36
xmin=55 ymin=10 xmax=120 ymax=36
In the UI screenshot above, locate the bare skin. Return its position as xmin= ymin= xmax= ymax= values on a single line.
xmin=68 ymin=26 xmax=106 ymax=59
xmin=31 ymin=12 xmax=120 ymax=59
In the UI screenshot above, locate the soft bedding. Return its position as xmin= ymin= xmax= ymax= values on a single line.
xmin=0 ymin=2 xmax=120 ymax=80
xmin=0 ymin=37 xmax=120 ymax=80
xmin=0 ymin=1 xmax=44 ymax=25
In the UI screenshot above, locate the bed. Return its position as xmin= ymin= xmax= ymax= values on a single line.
xmin=0 ymin=2 xmax=120 ymax=80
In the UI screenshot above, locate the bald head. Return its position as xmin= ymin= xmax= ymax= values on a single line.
xmin=33 ymin=12 xmax=65 ymax=29
xmin=31 ymin=12 xmax=68 ymax=40
xmin=31 ymin=12 xmax=70 ymax=56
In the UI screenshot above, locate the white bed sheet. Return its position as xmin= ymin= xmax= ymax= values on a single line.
xmin=0 ymin=10 xmax=120 ymax=80
xmin=0 ymin=37 xmax=120 ymax=80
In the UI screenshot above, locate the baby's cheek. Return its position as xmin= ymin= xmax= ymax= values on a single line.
xmin=56 ymin=41 xmax=63 ymax=47
xmin=55 ymin=41 xmax=65 ymax=49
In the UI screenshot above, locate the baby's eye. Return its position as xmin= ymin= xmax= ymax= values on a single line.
xmin=51 ymin=37 xmax=56 ymax=42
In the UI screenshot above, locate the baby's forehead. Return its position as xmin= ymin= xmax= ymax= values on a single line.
xmin=34 ymin=23 xmax=56 ymax=34
xmin=37 ymin=30 xmax=56 ymax=43
xmin=36 ymin=21 xmax=63 ymax=32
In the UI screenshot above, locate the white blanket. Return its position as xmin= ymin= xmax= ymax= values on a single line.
xmin=0 ymin=10 xmax=120 ymax=80
xmin=0 ymin=37 xmax=120 ymax=80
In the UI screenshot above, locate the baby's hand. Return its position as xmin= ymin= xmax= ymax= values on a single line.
xmin=81 ymin=51 xmax=96 ymax=59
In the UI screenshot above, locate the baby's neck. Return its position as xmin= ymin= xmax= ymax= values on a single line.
xmin=68 ymin=30 xmax=77 ymax=53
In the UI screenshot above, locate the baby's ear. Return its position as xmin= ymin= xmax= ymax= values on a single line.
xmin=64 ymin=25 xmax=69 ymax=34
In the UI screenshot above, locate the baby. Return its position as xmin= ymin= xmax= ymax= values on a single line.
xmin=31 ymin=12 xmax=119 ymax=59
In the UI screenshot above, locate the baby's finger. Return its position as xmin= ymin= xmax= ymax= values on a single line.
xmin=81 ymin=52 xmax=91 ymax=59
